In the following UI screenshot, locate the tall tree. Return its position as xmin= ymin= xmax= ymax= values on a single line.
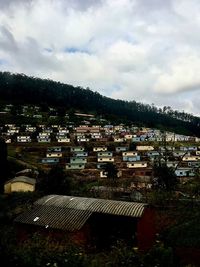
xmin=38 ymin=165 xmax=72 ymax=195
xmin=103 ymin=163 xmax=119 ymax=187
xmin=0 ymin=138 xmax=8 ymax=192
xmin=153 ymin=163 xmax=178 ymax=191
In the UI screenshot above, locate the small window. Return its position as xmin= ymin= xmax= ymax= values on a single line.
xmin=79 ymin=165 xmax=82 ymax=167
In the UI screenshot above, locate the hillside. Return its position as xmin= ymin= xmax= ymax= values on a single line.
xmin=0 ymin=71 xmax=199 ymax=136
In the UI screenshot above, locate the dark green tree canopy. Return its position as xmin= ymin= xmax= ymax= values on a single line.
xmin=0 ymin=71 xmax=199 ymax=136
xmin=38 ymin=165 xmax=72 ymax=195
xmin=153 ymin=163 xmax=178 ymax=191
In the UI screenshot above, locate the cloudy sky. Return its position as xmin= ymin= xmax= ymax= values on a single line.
xmin=0 ymin=0 xmax=200 ymax=116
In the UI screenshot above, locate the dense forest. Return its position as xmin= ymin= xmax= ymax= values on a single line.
xmin=0 ymin=71 xmax=199 ymax=136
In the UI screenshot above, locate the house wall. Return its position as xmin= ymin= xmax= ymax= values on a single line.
xmin=97 ymin=152 xmax=113 ymax=157
xmin=46 ymin=153 xmax=62 ymax=158
xmin=4 ymin=183 xmax=11 ymax=193
xmin=15 ymin=224 xmax=90 ymax=249
xmin=93 ymin=147 xmax=107 ymax=152
xmin=65 ymin=164 xmax=85 ymax=170
xmin=97 ymin=157 xmax=114 ymax=162
xmin=137 ymin=208 xmax=156 ymax=252
xmin=10 ymin=182 xmax=35 ymax=193
xmin=70 ymin=158 xmax=87 ymax=163
xmin=123 ymin=151 xmax=138 ymax=156
xmin=136 ymin=146 xmax=154 ymax=151
xmin=127 ymin=162 xmax=147 ymax=168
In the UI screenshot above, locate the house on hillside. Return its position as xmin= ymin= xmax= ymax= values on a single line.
xmin=37 ymin=136 xmax=51 ymax=143
xmin=41 ymin=158 xmax=60 ymax=165
xmin=182 ymin=156 xmax=200 ymax=161
xmin=93 ymin=147 xmax=107 ymax=152
xmin=47 ymin=147 xmax=62 ymax=153
xmin=65 ymin=163 xmax=85 ymax=170
xmin=97 ymin=152 xmax=113 ymax=157
xmin=136 ymin=146 xmax=154 ymax=151
xmin=127 ymin=162 xmax=147 ymax=168
xmin=97 ymin=157 xmax=114 ymax=163
xmin=132 ymin=137 xmax=141 ymax=142
xmin=73 ymin=151 xmax=88 ymax=157
xmin=70 ymin=157 xmax=87 ymax=164
xmin=175 ymin=168 xmax=195 ymax=182
xmin=17 ymin=136 xmax=31 ymax=143
xmin=115 ymin=146 xmax=129 ymax=152
xmin=70 ymin=146 xmax=84 ymax=152
xmin=122 ymin=151 xmax=138 ymax=156
xmin=14 ymin=195 xmax=156 ymax=251
xmin=4 ymin=176 xmax=36 ymax=193
xmin=123 ymin=155 xmax=141 ymax=162
xmin=57 ymin=137 xmax=70 ymax=143
xmin=46 ymin=152 xmax=63 ymax=158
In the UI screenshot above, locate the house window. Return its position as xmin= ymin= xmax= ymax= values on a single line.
xmin=79 ymin=165 xmax=82 ymax=167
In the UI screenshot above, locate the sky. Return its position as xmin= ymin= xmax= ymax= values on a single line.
xmin=0 ymin=0 xmax=200 ymax=116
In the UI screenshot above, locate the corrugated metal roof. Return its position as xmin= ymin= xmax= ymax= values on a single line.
xmin=15 ymin=195 xmax=147 ymax=231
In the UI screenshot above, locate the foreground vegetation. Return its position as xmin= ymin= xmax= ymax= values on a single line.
xmin=0 ymin=192 xmax=200 ymax=267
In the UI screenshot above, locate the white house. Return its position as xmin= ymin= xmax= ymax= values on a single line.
xmin=127 ymin=162 xmax=147 ymax=168
xmin=57 ymin=137 xmax=70 ymax=143
xmin=17 ymin=136 xmax=31 ymax=143
xmin=122 ymin=151 xmax=138 ymax=156
xmin=136 ymin=146 xmax=154 ymax=151
xmin=93 ymin=147 xmax=107 ymax=152
xmin=97 ymin=157 xmax=114 ymax=162
xmin=182 ymin=156 xmax=200 ymax=161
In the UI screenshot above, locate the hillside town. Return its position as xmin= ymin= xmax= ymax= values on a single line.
xmin=1 ymin=104 xmax=200 ymax=197
xmin=1 ymin=104 xmax=200 ymax=266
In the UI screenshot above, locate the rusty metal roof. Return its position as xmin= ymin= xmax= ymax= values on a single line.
xmin=15 ymin=195 xmax=147 ymax=231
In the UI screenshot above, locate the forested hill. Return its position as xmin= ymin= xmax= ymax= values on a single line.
xmin=0 ymin=71 xmax=199 ymax=136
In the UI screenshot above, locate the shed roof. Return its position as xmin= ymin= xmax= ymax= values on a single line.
xmin=5 ymin=176 xmax=36 ymax=186
xmin=15 ymin=195 xmax=147 ymax=231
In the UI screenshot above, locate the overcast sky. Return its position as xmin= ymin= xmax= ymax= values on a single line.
xmin=0 ymin=0 xmax=200 ymax=116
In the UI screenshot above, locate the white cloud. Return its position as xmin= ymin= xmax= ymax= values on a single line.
xmin=154 ymin=51 xmax=200 ymax=94
xmin=0 ymin=0 xmax=199 ymax=115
